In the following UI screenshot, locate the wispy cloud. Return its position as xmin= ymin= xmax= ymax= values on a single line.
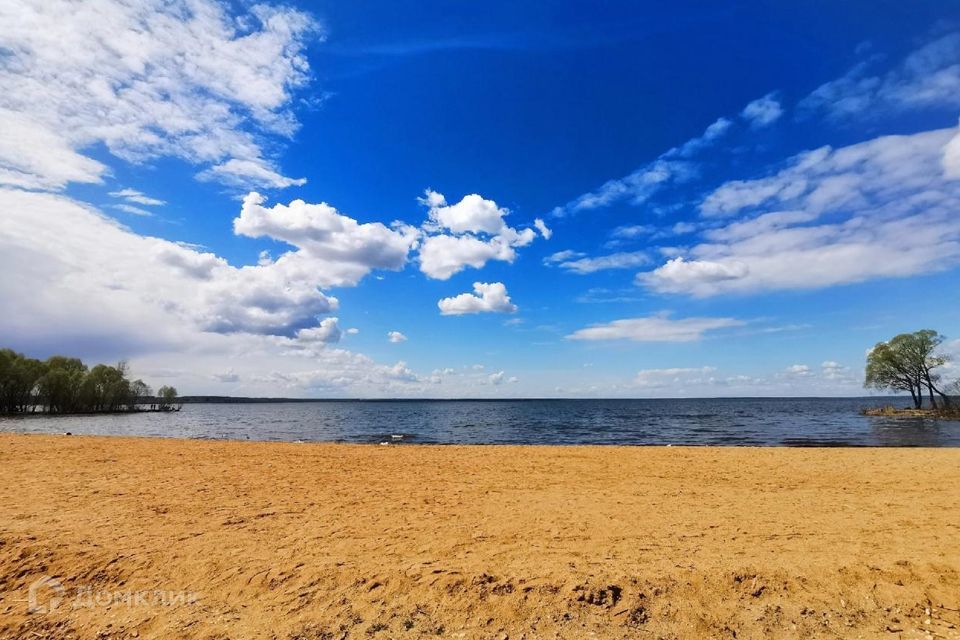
xmin=638 ymin=126 xmax=960 ymax=296
xmin=325 ymin=20 xmax=707 ymax=58
xmin=550 ymin=86 xmax=791 ymax=219
xmin=798 ymin=31 xmax=960 ymax=121
xmin=574 ymin=288 xmax=644 ymax=304
xmin=551 ymin=118 xmax=730 ymax=218
xmin=567 ymin=312 xmax=743 ymax=342
xmin=545 ymin=250 xmax=650 ymax=274
xmin=111 ymin=203 xmax=154 ymax=217
xmin=109 ymin=188 xmax=165 ymax=207
xmin=634 ymin=366 xmax=717 ymax=388
xmin=0 ymin=0 xmax=317 ymax=191
xmin=741 ymin=93 xmax=783 ymax=127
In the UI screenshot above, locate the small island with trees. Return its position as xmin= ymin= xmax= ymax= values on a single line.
xmin=864 ymin=329 xmax=959 ymax=419
xmin=0 ymin=348 xmax=179 ymax=415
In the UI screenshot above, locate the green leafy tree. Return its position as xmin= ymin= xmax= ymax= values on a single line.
xmin=0 ymin=349 xmax=14 ymax=412
xmin=1 ymin=348 xmax=178 ymax=415
xmin=0 ymin=349 xmax=45 ymax=413
xmin=866 ymin=341 xmax=921 ymax=408
xmin=79 ymin=363 xmax=131 ymax=412
xmin=865 ymin=330 xmax=952 ymax=409
xmin=38 ymin=356 xmax=87 ymax=413
xmin=157 ymin=385 xmax=178 ymax=410
xmin=128 ymin=379 xmax=152 ymax=411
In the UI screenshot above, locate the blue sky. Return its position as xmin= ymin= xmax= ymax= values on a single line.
xmin=1 ymin=0 xmax=959 ymax=396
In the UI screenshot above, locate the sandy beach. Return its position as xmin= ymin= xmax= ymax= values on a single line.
xmin=1 ymin=434 xmax=959 ymax=639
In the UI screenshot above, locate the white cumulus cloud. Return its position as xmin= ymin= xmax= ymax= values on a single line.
xmin=438 ymin=282 xmax=518 ymax=316
xmin=0 ymin=188 xmax=348 ymax=338
xmin=423 ymin=191 xmax=510 ymax=235
xmin=485 ymin=371 xmax=517 ymax=385
xmin=639 ymin=257 xmax=749 ymax=293
xmin=234 ymin=193 xmax=418 ymax=288
xmin=296 ymin=317 xmax=342 ymax=344
xmin=417 ymin=191 xmax=540 ymax=280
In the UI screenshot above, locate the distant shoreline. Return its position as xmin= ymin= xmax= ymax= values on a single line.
xmin=171 ymin=394 xmax=908 ymax=404
xmin=0 ymin=405 xmax=180 ymax=417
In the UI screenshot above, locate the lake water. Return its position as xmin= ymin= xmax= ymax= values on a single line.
xmin=1 ymin=397 xmax=959 ymax=446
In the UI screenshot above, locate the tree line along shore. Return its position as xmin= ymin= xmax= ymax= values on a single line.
xmin=0 ymin=349 xmax=177 ymax=415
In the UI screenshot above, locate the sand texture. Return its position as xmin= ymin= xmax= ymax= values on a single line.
xmin=1 ymin=434 xmax=959 ymax=639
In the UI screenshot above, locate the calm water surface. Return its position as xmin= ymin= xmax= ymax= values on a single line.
xmin=2 ymin=398 xmax=959 ymax=446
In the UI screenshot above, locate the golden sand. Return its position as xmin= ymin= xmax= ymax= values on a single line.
xmin=1 ymin=434 xmax=959 ymax=639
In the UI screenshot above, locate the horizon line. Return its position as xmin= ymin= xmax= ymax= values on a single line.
xmin=174 ymin=394 xmax=907 ymax=403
